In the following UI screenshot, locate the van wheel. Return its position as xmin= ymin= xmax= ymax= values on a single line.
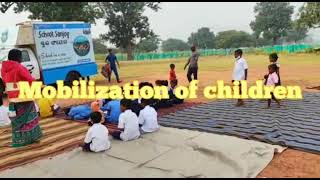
xmin=65 ymin=72 xmax=81 ymax=87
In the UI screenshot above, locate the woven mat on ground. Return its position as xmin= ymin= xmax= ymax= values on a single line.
xmin=159 ymin=92 xmax=320 ymax=154
xmin=0 ymin=101 xmax=201 ymax=172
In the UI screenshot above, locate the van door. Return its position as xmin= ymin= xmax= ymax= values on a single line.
xmin=20 ymin=48 xmax=41 ymax=80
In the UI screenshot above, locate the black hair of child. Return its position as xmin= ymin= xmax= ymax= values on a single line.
xmin=0 ymin=78 xmax=5 ymax=95
xmin=170 ymin=64 xmax=175 ymax=69
xmin=269 ymin=53 xmax=278 ymax=61
xmin=268 ymin=63 xmax=278 ymax=71
xmin=191 ymin=45 xmax=196 ymax=52
xmin=155 ymin=80 xmax=162 ymax=86
xmin=161 ymin=80 xmax=169 ymax=86
xmin=120 ymin=99 xmax=132 ymax=109
xmin=141 ymin=98 xmax=153 ymax=106
xmin=170 ymin=79 xmax=178 ymax=86
xmin=235 ymin=49 xmax=243 ymax=55
xmin=8 ymin=49 xmax=22 ymax=62
xmin=0 ymin=93 xmax=7 ymax=106
xmin=90 ymin=112 xmax=102 ymax=124
xmin=139 ymin=82 xmax=153 ymax=89
xmin=103 ymin=98 xmax=112 ymax=106
xmin=64 ymin=107 xmax=71 ymax=116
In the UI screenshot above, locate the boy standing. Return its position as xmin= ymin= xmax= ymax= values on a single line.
xmin=111 ymin=99 xmax=140 ymax=141
xmin=232 ymin=49 xmax=248 ymax=106
xmin=106 ymin=49 xmax=122 ymax=83
xmin=184 ymin=45 xmax=200 ymax=82
xmin=169 ymin=64 xmax=177 ymax=81
xmin=81 ymin=112 xmax=111 ymax=152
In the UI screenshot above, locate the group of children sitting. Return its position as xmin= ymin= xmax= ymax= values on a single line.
xmin=80 ymin=98 xmax=159 ymax=152
xmin=76 ymin=64 xmax=183 ymax=152
xmin=0 ymin=53 xmax=283 ymax=152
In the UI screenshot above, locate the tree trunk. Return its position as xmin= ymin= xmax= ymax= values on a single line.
xmin=272 ymin=37 xmax=277 ymax=46
xmin=127 ymin=42 xmax=134 ymax=61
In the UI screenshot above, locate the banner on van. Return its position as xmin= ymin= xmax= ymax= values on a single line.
xmin=33 ymin=23 xmax=95 ymax=70
xmin=0 ymin=27 xmax=19 ymax=48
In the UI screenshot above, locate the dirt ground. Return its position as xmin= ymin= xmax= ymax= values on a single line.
xmin=258 ymin=149 xmax=320 ymax=178
xmin=55 ymin=54 xmax=320 ymax=178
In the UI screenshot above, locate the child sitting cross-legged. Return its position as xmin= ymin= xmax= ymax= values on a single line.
xmin=153 ymin=80 xmax=173 ymax=109
xmin=111 ymin=99 xmax=140 ymax=141
xmin=37 ymin=97 xmax=60 ymax=118
xmin=169 ymin=79 xmax=184 ymax=104
xmin=139 ymin=98 xmax=159 ymax=134
xmin=81 ymin=112 xmax=111 ymax=152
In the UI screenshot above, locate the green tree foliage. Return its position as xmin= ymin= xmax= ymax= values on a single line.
xmin=99 ymin=2 xmax=160 ymax=60
xmin=135 ymin=34 xmax=160 ymax=53
xmin=297 ymin=2 xmax=320 ymax=28
xmin=285 ymin=20 xmax=308 ymax=43
xmin=161 ymin=38 xmax=190 ymax=52
xmin=0 ymin=2 xmax=103 ymax=24
xmin=250 ymin=2 xmax=294 ymax=45
xmin=215 ymin=30 xmax=255 ymax=49
xmin=93 ymin=38 xmax=107 ymax=54
xmin=187 ymin=27 xmax=215 ymax=49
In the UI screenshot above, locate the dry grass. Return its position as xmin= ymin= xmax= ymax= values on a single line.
xmin=93 ymin=53 xmax=320 ymax=90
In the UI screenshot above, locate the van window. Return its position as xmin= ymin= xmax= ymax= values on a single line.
xmin=21 ymin=50 xmax=30 ymax=62
xmin=0 ymin=50 xmax=8 ymax=62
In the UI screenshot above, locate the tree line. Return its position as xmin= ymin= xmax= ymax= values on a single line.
xmin=1 ymin=2 xmax=319 ymax=60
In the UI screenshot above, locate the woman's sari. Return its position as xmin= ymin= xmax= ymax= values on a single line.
xmin=9 ymin=101 xmax=42 ymax=147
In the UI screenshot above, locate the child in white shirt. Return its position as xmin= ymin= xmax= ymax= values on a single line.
xmin=0 ymin=94 xmax=10 ymax=127
xmin=232 ymin=49 xmax=248 ymax=106
xmin=111 ymin=99 xmax=140 ymax=141
xmin=264 ymin=64 xmax=281 ymax=108
xmin=139 ymin=99 xmax=159 ymax=134
xmin=81 ymin=112 xmax=111 ymax=152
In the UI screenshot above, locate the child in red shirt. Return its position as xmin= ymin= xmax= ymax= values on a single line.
xmin=169 ymin=64 xmax=177 ymax=81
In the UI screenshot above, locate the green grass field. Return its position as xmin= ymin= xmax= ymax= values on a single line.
xmin=93 ymin=53 xmax=320 ymax=85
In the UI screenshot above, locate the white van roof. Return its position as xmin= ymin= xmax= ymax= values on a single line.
xmin=16 ymin=21 xmax=85 ymax=26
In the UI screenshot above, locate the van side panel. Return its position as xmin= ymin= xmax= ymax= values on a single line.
xmin=42 ymin=62 xmax=97 ymax=85
xmin=33 ymin=22 xmax=97 ymax=85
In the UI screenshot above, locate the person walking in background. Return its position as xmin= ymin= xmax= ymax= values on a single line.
xmin=269 ymin=53 xmax=281 ymax=85
xmin=264 ymin=64 xmax=281 ymax=108
xmin=232 ymin=49 xmax=248 ymax=107
xmin=1 ymin=49 xmax=42 ymax=147
xmin=184 ymin=45 xmax=200 ymax=82
xmin=106 ymin=49 xmax=122 ymax=83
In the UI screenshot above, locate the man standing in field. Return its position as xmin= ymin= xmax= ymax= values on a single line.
xmin=106 ymin=49 xmax=122 ymax=83
xmin=232 ymin=49 xmax=248 ymax=106
xmin=184 ymin=45 xmax=200 ymax=82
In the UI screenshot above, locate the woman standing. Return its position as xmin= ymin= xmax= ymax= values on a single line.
xmin=1 ymin=49 xmax=42 ymax=147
